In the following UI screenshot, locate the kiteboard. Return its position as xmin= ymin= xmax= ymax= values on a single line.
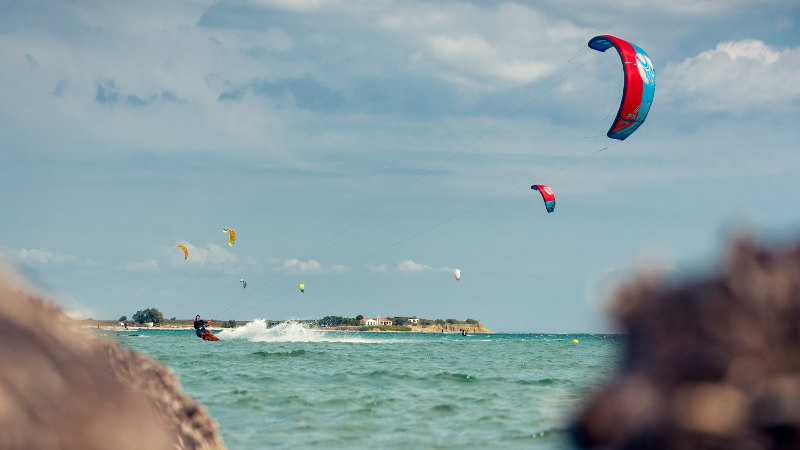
xmin=196 ymin=327 xmax=219 ymax=341
xmin=201 ymin=330 xmax=219 ymax=341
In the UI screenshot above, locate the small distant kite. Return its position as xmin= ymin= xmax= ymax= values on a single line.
xmin=454 ymin=269 xmax=461 ymax=281
xmin=299 ymin=282 xmax=305 ymax=293
xmin=531 ymin=185 xmax=556 ymax=213
xmin=240 ymin=279 xmax=247 ymax=289
xmin=222 ymin=227 xmax=235 ymax=246
xmin=173 ymin=244 xmax=188 ymax=261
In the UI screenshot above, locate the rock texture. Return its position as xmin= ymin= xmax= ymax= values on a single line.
xmin=572 ymin=238 xmax=800 ymax=449
xmin=0 ymin=270 xmax=225 ymax=450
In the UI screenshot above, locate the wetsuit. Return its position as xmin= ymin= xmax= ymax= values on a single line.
xmin=193 ymin=319 xmax=206 ymax=337
xmin=193 ymin=320 xmax=218 ymax=340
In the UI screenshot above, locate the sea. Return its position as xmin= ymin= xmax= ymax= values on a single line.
xmin=113 ymin=320 xmax=623 ymax=449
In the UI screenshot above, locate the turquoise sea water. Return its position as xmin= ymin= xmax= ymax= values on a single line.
xmin=114 ymin=321 xmax=622 ymax=449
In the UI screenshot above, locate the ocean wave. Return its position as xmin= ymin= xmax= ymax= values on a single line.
xmin=250 ymin=349 xmax=309 ymax=358
xmin=430 ymin=403 xmax=457 ymax=413
xmin=516 ymin=378 xmax=574 ymax=386
xmin=361 ymin=369 xmax=478 ymax=385
xmin=216 ymin=319 xmax=380 ymax=343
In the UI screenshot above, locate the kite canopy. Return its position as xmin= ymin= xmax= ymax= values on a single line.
xmin=299 ymin=282 xmax=305 ymax=293
xmin=240 ymin=279 xmax=247 ymax=289
xmin=588 ymin=35 xmax=655 ymax=140
xmin=173 ymin=244 xmax=188 ymax=261
xmin=222 ymin=227 xmax=235 ymax=246
xmin=454 ymin=269 xmax=461 ymax=281
xmin=531 ymin=185 xmax=556 ymax=213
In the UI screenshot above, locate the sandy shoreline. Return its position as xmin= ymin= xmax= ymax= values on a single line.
xmin=80 ymin=321 xmax=493 ymax=334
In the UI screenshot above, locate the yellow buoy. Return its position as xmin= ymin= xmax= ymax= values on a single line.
xmin=572 ymin=339 xmax=579 ymax=343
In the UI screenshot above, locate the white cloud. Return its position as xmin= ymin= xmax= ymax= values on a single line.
xmin=396 ymin=259 xmax=430 ymax=272
xmin=125 ymin=258 xmax=159 ymax=272
xmin=17 ymin=248 xmax=77 ymax=264
xmin=379 ymin=2 xmax=588 ymax=90
xmin=283 ymin=258 xmax=322 ymax=272
xmin=395 ymin=259 xmax=453 ymax=273
xmin=281 ymin=258 xmax=346 ymax=273
xmin=57 ymin=292 xmax=98 ymax=320
xmin=558 ymin=0 xmax=794 ymax=18
xmin=662 ymin=40 xmax=800 ymax=113
xmin=64 ymin=310 xmax=85 ymax=319
xmin=775 ymin=15 xmax=794 ymax=31
xmin=174 ymin=243 xmax=255 ymax=266
xmin=248 ymin=0 xmax=348 ymax=12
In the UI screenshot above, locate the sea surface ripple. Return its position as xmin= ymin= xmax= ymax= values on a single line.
xmin=115 ymin=320 xmax=622 ymax=449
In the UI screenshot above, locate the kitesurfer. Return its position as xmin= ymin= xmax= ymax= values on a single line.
xmin=193 ymin=315 xmax=218 ymax=341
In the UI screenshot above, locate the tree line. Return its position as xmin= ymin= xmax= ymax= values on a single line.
xmin=121 ymin=309 xmax=480 ymax=328
xmin=125 ymin=308 xmax=237 ymax=328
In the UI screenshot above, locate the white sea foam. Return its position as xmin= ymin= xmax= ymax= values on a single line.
xmin=216 ymin=319 xmax=383 ymax=343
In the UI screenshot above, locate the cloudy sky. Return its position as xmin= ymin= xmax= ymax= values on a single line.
xmin=1 ymin=0 xmax=798 ymax=332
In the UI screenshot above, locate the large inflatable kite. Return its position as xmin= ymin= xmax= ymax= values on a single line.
xmin=588 ymin=35 xmax=655 ymax=140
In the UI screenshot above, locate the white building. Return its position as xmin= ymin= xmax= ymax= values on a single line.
xmin=359 ymin=317 xmax=392 ymax=326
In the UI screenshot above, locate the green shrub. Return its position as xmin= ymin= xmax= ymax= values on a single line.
xmin=132 ymin=308 xmax=164 ymax=325
xmin=317 ymin=315 xmax=360 ymax=326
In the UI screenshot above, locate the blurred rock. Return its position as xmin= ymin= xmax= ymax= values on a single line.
xmin=573 ymin=238 xmax=800 ymax=449
xmin=0 ymin=270 xmax=225 ymax=449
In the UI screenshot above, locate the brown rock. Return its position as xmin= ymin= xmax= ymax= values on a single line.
xmin=573 ymin=237 xmax=800 ymax=449
xmin=0 ymin=270 xmax=225 ymax=449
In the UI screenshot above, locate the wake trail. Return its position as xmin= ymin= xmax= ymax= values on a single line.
xmin=216 ymin=319 xmax=396 ymax=344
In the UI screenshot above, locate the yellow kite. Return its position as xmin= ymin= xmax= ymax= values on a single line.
xmin=223 ymin=227 xmax=235 ymax=246
xmin=173 ymin=244 xmax=188 ymax=261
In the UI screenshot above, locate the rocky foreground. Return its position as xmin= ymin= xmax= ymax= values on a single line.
xmin=0 ymin=269 xmax=225 ymax=450
xmin=573 ymin=237 xmax=800 ymax=449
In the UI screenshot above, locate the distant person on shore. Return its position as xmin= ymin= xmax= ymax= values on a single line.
xmin=193 ymin=315 xmax=218 ymax=341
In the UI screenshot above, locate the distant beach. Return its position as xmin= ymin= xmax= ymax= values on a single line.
xmin=78 ymin=318 xmax=493 ymax=333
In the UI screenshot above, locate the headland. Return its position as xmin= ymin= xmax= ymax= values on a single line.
xmin=77 ymin=316 xmax=493 ymax=333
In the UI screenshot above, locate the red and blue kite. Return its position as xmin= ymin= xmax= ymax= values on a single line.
xmin=531 ymin=184 xmax=556 ymax=213
xmin=588 ymin=35 xmax=655 ymax=140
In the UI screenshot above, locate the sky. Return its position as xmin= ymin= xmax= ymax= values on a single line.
xmin=1 ymin=0 xmax=799 ymax=332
